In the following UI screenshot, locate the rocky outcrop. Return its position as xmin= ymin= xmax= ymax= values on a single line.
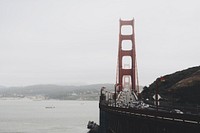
xmin=87 ymin=121 xmax=99 ymax=133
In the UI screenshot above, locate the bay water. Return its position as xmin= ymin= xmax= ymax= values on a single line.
xmin=0 ymin=99 xmax=99 ymax=133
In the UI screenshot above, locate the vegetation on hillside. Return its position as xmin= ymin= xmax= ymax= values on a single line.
xmin=141 ymin=66 xmax=200 ymax=105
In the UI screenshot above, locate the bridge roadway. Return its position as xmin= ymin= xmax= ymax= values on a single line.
xmin=99 ymin=103 xmax=200 ymax=133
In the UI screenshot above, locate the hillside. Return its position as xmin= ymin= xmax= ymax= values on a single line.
xmin=0 ymin=84 xmax=114 ymax=100
xmin=141 ymin=66 xmax=200 ymax=105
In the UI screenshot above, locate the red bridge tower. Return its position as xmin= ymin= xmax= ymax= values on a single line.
xmin=116 ymin=19 xmax=139 ymax=94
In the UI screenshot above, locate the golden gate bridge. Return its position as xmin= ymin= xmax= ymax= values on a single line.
xmin=99 ymin=19 xmax=200 ymax=133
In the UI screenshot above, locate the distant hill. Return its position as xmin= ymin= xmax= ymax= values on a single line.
xmin=0 ymin=84 xmax=114 ymax=100
xmin=0 ymin=83 xmax=144 ymax=100
xmin=0 ymin=85 xmax=6 ymax=89
xmin=141 ymin=66 xmax=200 ymax=105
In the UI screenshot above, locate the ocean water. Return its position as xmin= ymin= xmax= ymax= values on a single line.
xmin=0 ymin=99 xmax=99 ymax=133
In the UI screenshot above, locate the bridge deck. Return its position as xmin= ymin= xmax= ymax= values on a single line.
xmin=99 ymin=104 xmax=200 ymax=133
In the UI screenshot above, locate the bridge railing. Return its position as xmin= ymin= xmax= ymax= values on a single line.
xmin=145 ymin=100 xmax=200 ymax=114
xmin=99 ymin=103 xmax=200 ymax=125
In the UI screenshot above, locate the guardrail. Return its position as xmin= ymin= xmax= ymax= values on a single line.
xmin=100 ymin=104 xmax=200 ymax=125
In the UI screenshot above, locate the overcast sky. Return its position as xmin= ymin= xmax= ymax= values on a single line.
xmin=0 ymin=0 xmax=199 ymax=87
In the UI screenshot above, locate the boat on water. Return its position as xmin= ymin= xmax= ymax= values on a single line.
xmin=45 ymin=106 xmax=55 ymax=109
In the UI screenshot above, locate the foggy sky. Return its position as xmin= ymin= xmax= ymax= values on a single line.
xmin=0 ymin=0 xmax=199 ymax=86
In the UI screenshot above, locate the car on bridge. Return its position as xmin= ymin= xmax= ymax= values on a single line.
xmin=170 ymin=109 xmax=183 ymax=114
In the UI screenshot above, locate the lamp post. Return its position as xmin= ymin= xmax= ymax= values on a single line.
xmin=156 ymin=78 xmax=159 ymax=112
xmin=155 ymin=76 xmax=165 ymax=112
xmin=114 ymin=84 xmax=117 ymax=107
